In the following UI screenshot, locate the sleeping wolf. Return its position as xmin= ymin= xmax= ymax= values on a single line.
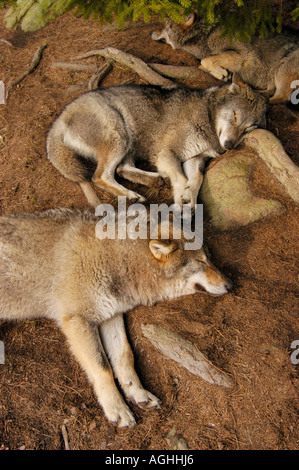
xmin=47 ymin=79 xmax=266 ymax=208
xmin=151 ymin=12 xmax=299 ymax=104
xmin=0 ymin=208 xmax=233 ymax=426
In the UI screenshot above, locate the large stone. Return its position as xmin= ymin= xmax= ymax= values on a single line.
xmin=200 ymin=149 xmax=283 ymax=231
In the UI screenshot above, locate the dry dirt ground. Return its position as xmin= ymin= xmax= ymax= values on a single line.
xmin=0 ymin=9 xmax=298 ymax=451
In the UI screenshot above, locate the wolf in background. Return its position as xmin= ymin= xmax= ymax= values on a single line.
xmin=151 ymin=12 xmax=299 ymax=104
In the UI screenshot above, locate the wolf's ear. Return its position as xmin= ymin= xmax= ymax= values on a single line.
xmin=230 ymin=72 xmax=255 ymax=100
xmin=181 ymin=12 xmax=197 ymax=29
xmin=229 ymin=72 xmax=246 ymax=94
xmin=149 ymin=240 xmax=177 ymax=261
xmin=185 ymin=12 xmax=196 ymax=26
xmin=228 ymin=82 xmax=240 ymax=94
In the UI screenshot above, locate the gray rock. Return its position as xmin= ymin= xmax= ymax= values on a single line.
xmin=200 ymin=149 xmax=283 ymax=231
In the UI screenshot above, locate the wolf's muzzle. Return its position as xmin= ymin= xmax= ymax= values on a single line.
xmin=223 ymin=140 xmax=235 ymax=150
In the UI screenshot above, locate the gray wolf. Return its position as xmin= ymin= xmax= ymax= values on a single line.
xmin=151 ymin=12 xmax=299 ymax=104
xmin=47 ymin=80 xmax=266 ymax=208
xmin=0 ymin=207 xmax=233 ymax=427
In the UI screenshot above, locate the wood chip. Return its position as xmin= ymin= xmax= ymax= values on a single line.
xmin=61 ymin=424 xmax=70 ymax=450
xmin=142 ymin=324 xmax=233 ymax=388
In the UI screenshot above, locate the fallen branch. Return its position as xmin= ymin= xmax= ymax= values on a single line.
xmin=51 ymin=62 xmax=98 ymax=72
xmin=6 ymin=43 xmax=47 ymax=99
xmin=88 ymin=61 xmax=114 ymax=90
xmin=71 ymin=47 xmax=176 ymax=88
xmin=51 ymin=60 xmax=114 ymax=91
xmin=52 ymin=48 xmax=210 ymax=90
xmin=149 ymin=63 xmax=209 ymax=81
xmin=142 ymin=324 xmax=233 ymax=388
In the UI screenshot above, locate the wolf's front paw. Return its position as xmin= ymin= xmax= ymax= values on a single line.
xmin=105 ymin=401 xmax=136 ymax=428
xmin=129 ymin=388 xmax=162 ymax=411
xmin=174 ymin=186 xmax=196 ymax=209
xmin=201 ymin=58 xmax=229 ymax=82
xmin=127 ymin=190 xmax=146 ymax=203
xmin=210 ymin=66 xmax=229 ymax=81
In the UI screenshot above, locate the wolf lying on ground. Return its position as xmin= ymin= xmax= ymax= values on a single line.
xmin=151 ymin=12 xmax=299 ymax=104
xmin=47 ymin=78 xmax=266 ymax=208
xmin=0 ymin=208 xmax=233 ymax=427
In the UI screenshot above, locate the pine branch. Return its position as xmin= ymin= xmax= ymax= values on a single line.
xmin=2 ymin=0 xmax=298 ymax=37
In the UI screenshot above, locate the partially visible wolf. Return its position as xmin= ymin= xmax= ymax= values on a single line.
xmin=0 ymin=208 xmax=233 ymax=427
xmin=47 ymin=80 xmax=266 ymax=208
xmin=151 ymin=12 xmax=299 ymax=104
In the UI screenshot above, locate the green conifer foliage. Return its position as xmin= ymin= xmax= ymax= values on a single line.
xmin=2 ymin=0 xmax=299 ymax=39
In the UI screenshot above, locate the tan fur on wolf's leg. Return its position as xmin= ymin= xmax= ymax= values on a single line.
xmin=100 ymin=315 xmax=161 ymax=410
xmin=116 ymin=162 xmax=164 ymax=187
xmin=269 ymin=66 xmax=298 ymax=104
xmin=182 ymin=157 xmax=204 ymax=208
xmin=268 ymin=80 xmax=293 ymax=104
xmin=155 ymin=151 xmax=191 ymax=206
xmin=92 ymin=157 xmax=145 ymax=202
xmin=269 ymin=94 xmax=288 ymax=104
xmin=79 ymin=181 xmax=101 ymax=208
xmin=60 ymin=314 xmax=136 ymax=427
xmin=201 ymin=51 xmax=243 ymax=81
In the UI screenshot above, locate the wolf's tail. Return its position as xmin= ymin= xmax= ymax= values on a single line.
xmin=47 ymin=130 xmax=90 ymax=183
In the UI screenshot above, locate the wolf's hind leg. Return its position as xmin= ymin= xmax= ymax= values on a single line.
xmin=60 ymin=314 xmax=136 ymax=427
xmin=79 ymin=181 xmax=101 ymax=208
xmin=269 ymin=67 xmax=298 ymax=104
xmin=100 ymin=315 xmax=161 ymax=411
xmin=116 ymin=160 xmax=164 ymax=187
xmin=92 ymin=146 xmax=145 ymax=202
xmin=47 ymin=137 xmax=101 ymax=207
xmin=47 ymin=137 xmax=89 ymax=182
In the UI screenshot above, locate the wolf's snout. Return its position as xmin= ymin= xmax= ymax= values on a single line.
xmin=223 ymin=140 xmax=235 ymax=150
xmin=151 ymin=31 xmax=166 ymax=43
xmin=150 ymin=30 xmax=160 ymax=40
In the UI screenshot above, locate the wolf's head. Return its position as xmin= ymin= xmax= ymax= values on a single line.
xmin=150 ymin=13 xmax=203 ymax=51
xmin=213 ymin=75 xmax=267 ymax=150
xmin=147 ymin=216 xmax=233 ymax=297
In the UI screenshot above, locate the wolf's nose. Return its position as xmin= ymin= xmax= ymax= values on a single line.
xmin=224 ymin=140 xmax=235 ymax=150
xmin=225 ymin=279 xmax=234 ymax=291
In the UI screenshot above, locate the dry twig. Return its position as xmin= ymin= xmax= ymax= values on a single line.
xmin=6 ymin=43 xmax=47 ymax=99
xmin=149 ymin=63 xmax=208 ymax=81
xmin=88 ymin=61 xmax=114 ymax=90
xmin=0 ymin=38 xmax=13 ymax=47
xmin=61 ymin=424 xmax=70 ymax=450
